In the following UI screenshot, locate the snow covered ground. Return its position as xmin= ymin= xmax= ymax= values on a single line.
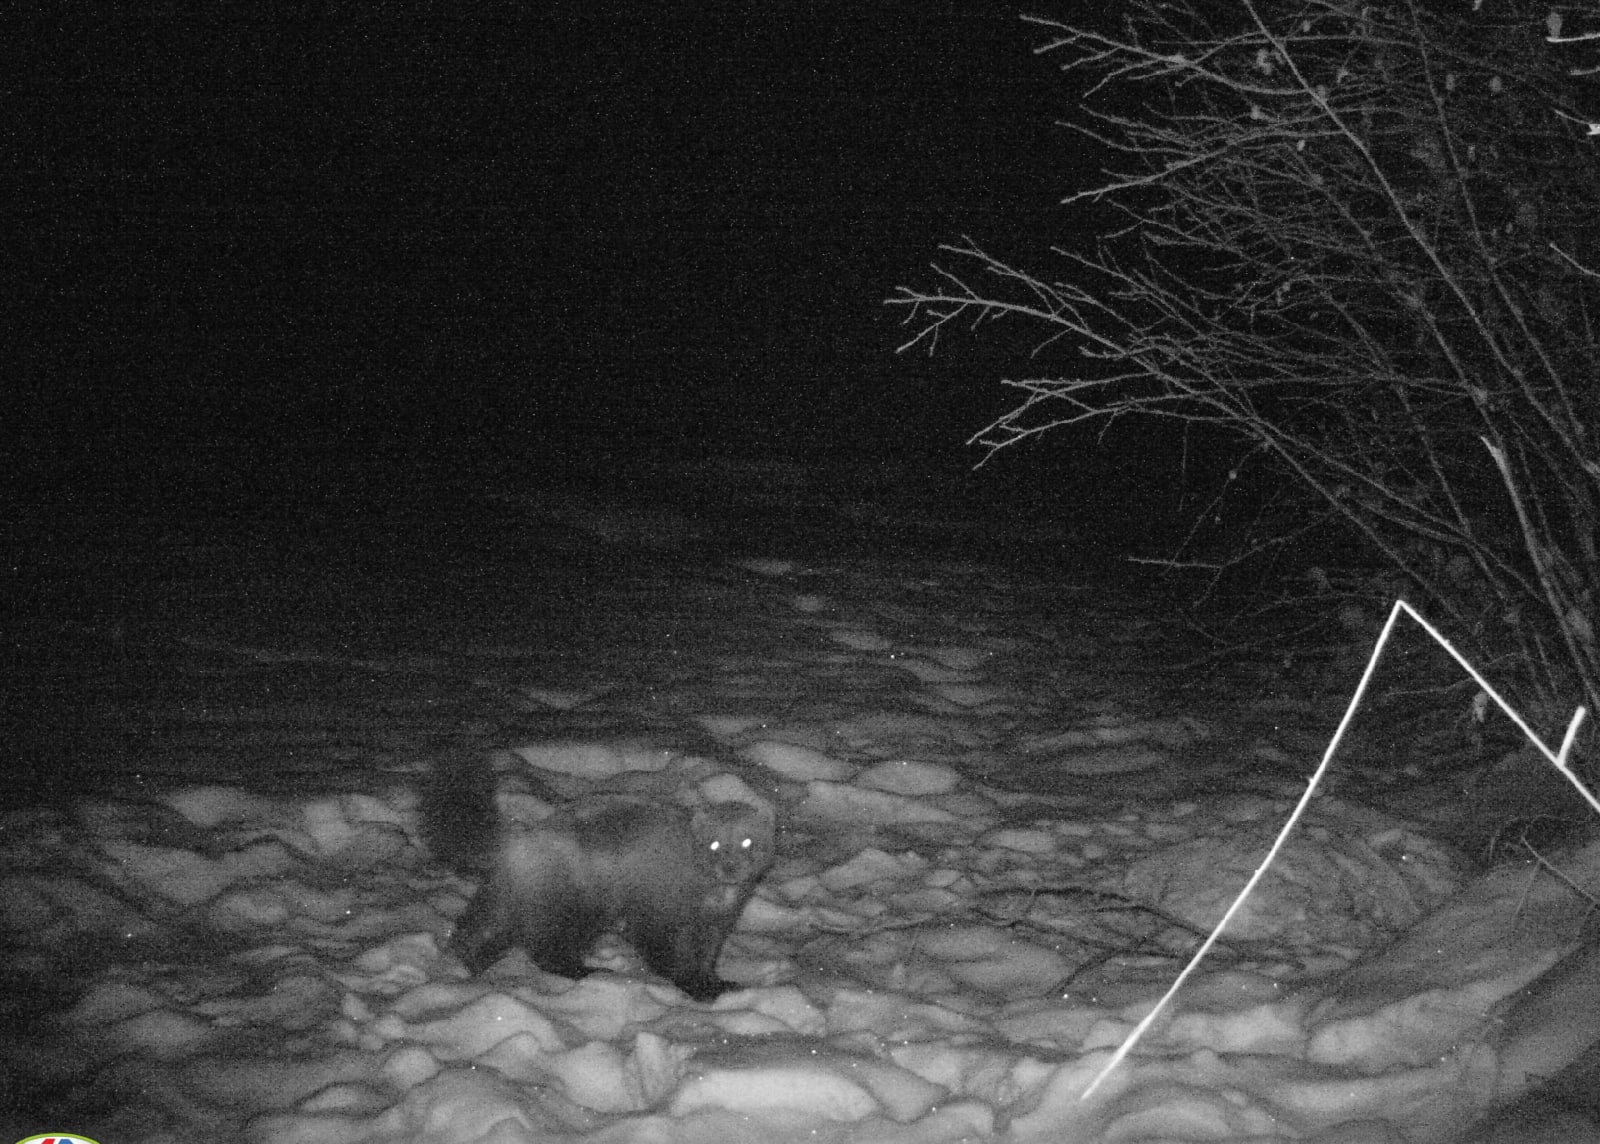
xmin=4 ymin=481 xmax=1598 ymax=1143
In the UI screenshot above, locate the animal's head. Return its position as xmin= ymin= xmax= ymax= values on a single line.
xmin=693 ymin=800 xmax=775 ymax=885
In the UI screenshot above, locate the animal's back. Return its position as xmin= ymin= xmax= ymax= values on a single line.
xmin=569 ymin=800 xmax=707 ymax=916
xmin=420 ymin=749 xmax=501 ymax=873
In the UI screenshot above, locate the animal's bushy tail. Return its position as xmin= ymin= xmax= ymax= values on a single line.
xmin=421 ymin=749 xmax=499 ymax=873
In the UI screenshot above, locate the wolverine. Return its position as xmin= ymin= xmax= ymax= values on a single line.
xmin=424 ymin=753 xmax=775 ymax=1001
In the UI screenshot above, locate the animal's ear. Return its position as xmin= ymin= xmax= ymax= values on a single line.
xmin=691 ymin=798 xmax=776 ymax=839
xmin=747 ymin=798 xmax=777 ymax=834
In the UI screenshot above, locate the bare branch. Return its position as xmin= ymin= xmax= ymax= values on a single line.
xmin=889 ymin=0 xmax=1600 ymax=753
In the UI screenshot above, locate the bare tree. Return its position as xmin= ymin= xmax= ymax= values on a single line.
xmin=890 ymin=0 xmax=1600 ymax=756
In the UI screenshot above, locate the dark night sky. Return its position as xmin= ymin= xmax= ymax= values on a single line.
xmin=13 ymin=2 xmax=1110 ymax=512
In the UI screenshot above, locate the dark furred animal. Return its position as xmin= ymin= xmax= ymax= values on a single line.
xmin=424 ymin=755 xmax=774 ymax=1001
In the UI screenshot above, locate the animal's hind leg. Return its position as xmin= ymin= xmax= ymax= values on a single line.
xmin=451 ymin=890 xmax=517 ymax=974
xmin=519 ymin=903 xmax=606 ymax=981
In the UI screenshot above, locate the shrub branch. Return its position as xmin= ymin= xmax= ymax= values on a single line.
xmin=889 ymin=0 xmax=1600 ymax=752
